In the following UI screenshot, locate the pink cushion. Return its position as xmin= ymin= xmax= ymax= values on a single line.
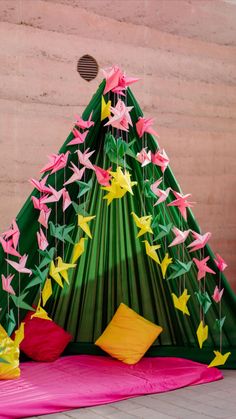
xmin=20 ymin=315 xmax=72 ymax=362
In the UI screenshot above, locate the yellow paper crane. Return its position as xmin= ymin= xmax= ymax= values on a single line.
xmin=55 ymin=256 xmax=76 ymax=284
xmin=72 ymin=237 xmax=87 ymax=264
xmin=109 ymin=167 xmax=137 ymax=195
xmin=31 ymin=302 xmax=52 ymax=321
xmin=14 ymin=322 xmax=25 ymax=347
xmin=42 ymin=278 xmax=52 ymax=306
xmin=49 ymin=260 xmax=63 ymax=288
xmin=131 ymin=212 xmax=153 ymax=238
xmin=160 ymin=253 xmax=172 ymax=279
xmin=102 ymin=180 xmax=127 ymax=205
xmin=0 ymin=323 xmax=24 ymax=380
xmin=101 ymin=96 xmax=111 ymax=121
xmin=196 ymin=321 xmax=208 ymax=349
xmin=143 ymin=240 xmax=161 ymax=263
xmin=78 ymin=214 xmax=96 ymax=239
xmin=208 ymin=351 xmax=231 ymax=368
xmin=172 ymin=289 xmax=190 ymax=315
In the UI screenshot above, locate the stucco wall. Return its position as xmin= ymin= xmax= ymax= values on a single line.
xmin=0 ymin=0 xmax=235 ymax=291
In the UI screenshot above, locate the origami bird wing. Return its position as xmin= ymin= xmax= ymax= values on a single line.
xmin=172 ymin=289 xmax=190 ymax=315
xmin=208 ymin=351 xmax=231 ymax=368
xmin=37 ymin=228 xmax=49 ymax=251
xmin=78 ymin=215 xmax=96 ymax=239
xmin=14 ymin=322 xmax=25 ymax=347
xmin=160 ymin=253 xmax=172 ymax=279
xmin=71 ymin=238 xmax=87 ymax=263
xmin=143 ymin=240 xmax=161 ymax=264
xmin=49 ymin=260 xmax=63 ymax=288
xmin=6 ymin=254 xmax=32 ymax=275
xmin=214 ymin=253 xmax=227 ymax=272
xmin=101 ymin=96 xmax=111 ymax=121
xmin=1 ymin=274 xmax=15 ymax=295
xmin=64 ymin=164 xmax=85 ymax=186
xmin=42 ymin=278 xmax=52 ymax=306
xmin=196 ymin=321 xmax=208 ymax=349
xmin=93 ymin=165 xmax=112 ymax=186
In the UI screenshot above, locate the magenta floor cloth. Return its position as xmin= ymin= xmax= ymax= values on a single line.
xmin=0 ymin=355 xmax=223 ymax=419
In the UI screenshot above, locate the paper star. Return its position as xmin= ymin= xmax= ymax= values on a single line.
xmin=136 ymin=117 xmax=158 ymax=138
xmin=143 ymin=240 xmax=161 ymax=263
xmin=168 ymin=227 xmax=191 ymax=248
xmin=212 ymin=286 xmax=224 ymax=303
xmin=136 ymin=148 xmax=152 ymax=167
xmin=64 ymin=163 xmax=85 ymax=186
xmin=196 ymin=321 xmax=208 ymax=349
xmin=172 ymin=289 xmax=190 ymax=315
xmin=187 ymin=231 xmax=212 ymax=252
xmin=78 ymin=214 xmax=96 ymax=239
xmin=104 ymin=99 xmax=133 ymax=132
xmin=151 ymin=149 xmax=169 ymax=173
xmin=67 ymin=128 xmax=89 ymax=146
xmin=168 ymin=191 xmax=195 ymax=221
xmin=102 ymin=180 xmax=127 ymax=205
xmin=42 ymin=278 xmax=52 ymax=306
xmin=1 ymin=274 xmax=15 ymax=295
xmin=101 ymin=96 xmax=111 ymax=121
xmin=71 ymin=238 xmax=87 ymax=263
xmin=131 ymin=212 xmax=153 ymax=238
xmin=109 ymin=167 xmax=137 ymax=194
xmin=75 ymin=111 xmax=94 ymax=129
xmin=160 ymin=253 xmax=172 ymax=279
xmin=214 ymin=253 xmax=227 ymax=272
xmin=208 ymin=351 xmax=231 ymax=368
xmin=193 ymin=256 xmax=216 ymax=281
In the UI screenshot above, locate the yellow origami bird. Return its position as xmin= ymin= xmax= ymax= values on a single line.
xmin=42 ymin=278 xmax=52 ymax=306
xmin=143 ymin=240 xmax=161 ymax=263
xmin=78 ymin=214 xmax=96 ymax=239
xmin=196 ymin=321 xmax=208 ymax=349
xmin=160 ymin=253 xmax=172 ymax=279
xmin=55 ymin=256 xmax=76 ymax=284
xmin=131 ymin=212 xmax=153 ymax=238
xmin=49 ymin=260 xmax=63 ymax=288
xmin=31 ymin=303 xmax=52 ymax=321
xmin=109 ymin=167 xmax=137 ymax=195
xmin=102 ymin=180 xmax=127 ymax=205
xmin=14 ymin=322 xmax=25 ymax=347
xmin=101 ymin=96 xmax=111 ymax=121
xmin=172 ymin=289 xmax=190 ymax=315
xmin=72 ymin=237 xmax=87 ymax=263
xmin=208 ymin=351 xmax=231 ymax=368
xmin=0 ymin=324 xmax=23 ymax=379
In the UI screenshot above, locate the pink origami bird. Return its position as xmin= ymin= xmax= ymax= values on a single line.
xmin=151 ymin=149 xmax=169 ymax=173
xmin=36 ymin=228 xmax=49 ymax=251
xmin=136 ymin=117 xmax=159 ymax=138
xmin=136 ymin=148 xmax=152 ymax=167
xmin=75 ymin=111 xmax=94 ymax=129
xmin=168 ymin=227 xmax=191 ymax=248
xmin=104 ymin=99 xmax=133 ymax=132
xmin=40 ymin=151 xmax=70 ymax=174
xmin=6 ymin=254 xmax=32 ymax=275
xmin=2 ymin=219 xmax=20 ymax=250
xmin=154 ymin=187 xmax=172 ymax=206
xmin=150 ymin=177 xmax=163 ymax=195
xmin=168 ymin=191 xmax=195 ymax=221
xmin=32 ymin=195 xmax=50 ymax=212
xmin=38 ymin=208 xmax=51 ymax=229
xmin=214 ymin=253 xmax=228 ymax=272
xmin=67 ymin=128 xmax=89 ymax=146
xmin=77 ymin=148 xmax=95 ymax=170
xmin=30 ymin=175 xmax=52 ymax=194
xmin=62 ymin=189 xmax=71 ymax=212
xmin=0 ymin=237 xmax=21 ymax=258
xmin=40 ymin=186 xmax=64 ymax=204
xmin=103 ymin=65 xmax=139 ymax=95
xmin=93 ymin=165 xmax=112 ymax=186
xmin=212 ymin=286 xmax=224 ymax=303
xmin=187 ymin=230 xmax=212 ymax=253
xmin=64 ymin=163 xmax=86 ymax=186
xmin=193 ymin=256 xmax=216 ymax=281
xmin=1 ymin=274 xmax=15 ymax=295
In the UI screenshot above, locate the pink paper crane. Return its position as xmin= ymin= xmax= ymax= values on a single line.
xmin=0 ymin=237 xmax=21 ymax=258
xmin=154 ymin=187 xmax=172 ymax=206
xmin=75 ymin=111 xmax=94 ymax=129
xmin=6 ymin=254 xmax=32 ymax=275
xmin=32 ymin=195 xmax=50 ymax=212
xmin=168 ymin=227 xmax=191 ymax=248
xmin=93 ymin=165 xmax=112 ymax=186
xmin=168 ymin=191 xmax=195 ymax=221
xmin=30 ymin=175 xmax=52 ymax=194
xmin=1 ymin=274 xmax=15 ymax=295
xmin=187 ymin=230 xmax=212 ymax=252
xmin=193 ymin=256 xmax=216 ymax=281
xmin=38 ymin=207 xmax=51 ymax=229
xmin=64 ymin=163 xmax=86 ymax=186
xmin=67 ymin=128 xmax=89 ymax=146
xmin=2 ymin=219 xmax=20 ymax=250
xmin=62 ymin=189 xmax=71 ymax=212
xmin=36 ymin=228 xmax=48 ymax=251
xmin=136 ymin=117 xmax=159 ymax=138
xmin=77 ymin=148 xmax=95 ymax=170
xmin=40 ymin=151 xmax=70 ymax=174
xmin=151 ymin=149 xmax=169 ymax=173
xmin=104 ymin=99 xmax=133 ymax=132
xmin=214 ymin=253 xmax=227 ymax=272
xmin=103 ymin=65 xmax=139 ymax=95
xmin=150 ymin=177 xmax=163 ymax=195
xmin=40 ymin=186 xmax=64 ymax=204
xmin=212 ymin=286 xmax=224 ymax=303
xmin=136 ymin=148 xmax=152 ymax=167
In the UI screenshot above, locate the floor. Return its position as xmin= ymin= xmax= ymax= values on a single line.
xmin=29 ymin=370 xmax=236 ymax=419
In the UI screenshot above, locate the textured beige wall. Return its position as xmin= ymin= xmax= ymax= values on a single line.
xmin=0 ymin=0 xmax=236 ymax=291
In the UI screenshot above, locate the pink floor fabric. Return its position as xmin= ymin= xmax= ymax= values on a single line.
xmin=0 ymin=355 xmax=223 ymax=419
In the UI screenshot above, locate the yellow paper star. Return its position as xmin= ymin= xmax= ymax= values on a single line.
xmin=160 ymin=253 xmax=172 ymax=279
xmin=49 ymin=260 xmax=63 ymax=288
xmin=31 ymin=304 xmax=52 ymax=321
xmin=42 ymin=278 xmax=52 ymax=306
xmin=101 ymin=96 xmax=111 ymax=121
xmin=14 ymin=322 xmax=25 ymax=347
xmin=196 ymin=321 xmax=208 ymax=349
xmin=109 ymin=167 xmax=137 ymax=195
xmin=72 ymin=237 xmax=87 ymax=263
xmin=143 ymin=240 xmax=161 ymax=263
xmin=131 ymin=212 xmax=153 ymax=238
xmin=78 ymin=214 xmax=96 ymax=239
xmin=208 ymin=351 xmax=231 ymax=368
xmin=55 ymin=256 xmax=76 ymax=284
xmin=102 ymin=180 xmax=127 ymax=205
xmin=172 ymin=289 xmax=190 ymax=315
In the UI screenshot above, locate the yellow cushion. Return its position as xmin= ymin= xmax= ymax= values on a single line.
xmin=95 ymin=303 xmax=163 ymax=365
xmin=0 ymin=325 xmax=20 ymax=380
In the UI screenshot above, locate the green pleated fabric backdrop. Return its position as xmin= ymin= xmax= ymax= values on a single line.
xmin=0 ymin=80 xmax=235 ymax=367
